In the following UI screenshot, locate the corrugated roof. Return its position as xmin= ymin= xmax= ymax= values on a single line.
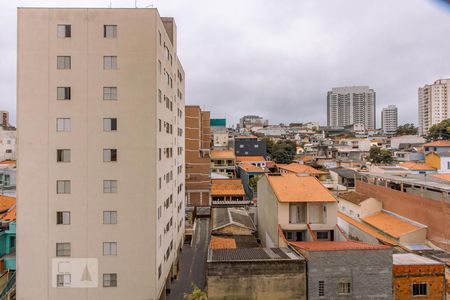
xmin=338 ymin=191 xmax=370 ymax=205
xmin=209 ymin=247 xmax=301 ymax=262
xmin=362 ymin=212 xmax=423 ymax=239
xmin=290 ymin=241 xmax=390 ymax=251
xmin=239 ymin=163 xmax=266 ymax=173
xmin=211 ymin=179 xmax=245 ymax=196
xmin=266 ymin=173 xmax=336 ymax=203
xmin=329 ymin=167 xmax=357 ymax=179
xmin=277 ymin=163 xmax=328 ymax=175
xmin=210 ymin=150 xmax=236 ymax=159
xmin=423 ymin=140 xmax=450 ymax=147
xmin=211 ymin=207 xmax=256 ymax=232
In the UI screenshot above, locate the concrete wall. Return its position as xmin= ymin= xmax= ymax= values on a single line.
xmin=207 ymin=260 xmax=306 ymax=300
xmin=257 ymin=176 xmax=279 ymax=247
xmin=306 ymin=249 xmax=393 ymax=300
xmin=356 ymin=180 xmax=450 ymax=251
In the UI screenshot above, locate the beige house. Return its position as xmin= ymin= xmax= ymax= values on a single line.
xmin=17 ymin=8 xmax=184 ymax=300
xmin=337 ymin=191 xmax=382 ymax=220
xmin=257 ymin=173 xmax=338 ymax=247
xmin=210 ymin=150 xmax=236 ymax=178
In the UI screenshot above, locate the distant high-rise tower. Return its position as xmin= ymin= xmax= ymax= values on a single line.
xmin=418 ymin=78 xmax=450 ymax=136
xmin=327 ymin=86 xmax=376 ymax=130
xmin=381 ymin=105 xmax=398 ymax=135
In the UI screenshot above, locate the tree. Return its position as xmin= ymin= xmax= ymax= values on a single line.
xmin=395 ymin=123 xmax=418 ymax=136
xmin=248 ymin=175 xmax=261 ymax=192
xmin=184 ymin=284 xmax=207 ymax=300
xmin=427 ymin=118 xmax=450 ymax=140
xmin=267 ymin=140 xmax=297 ymax=163
xmin=367 ymin=146 xmax=393 ymax=164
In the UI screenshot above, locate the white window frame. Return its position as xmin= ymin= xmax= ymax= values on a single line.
xmin=103 ymin=56 xmax=117 ymax=70
xmin=56 ymin=118 xmax=71 ymax=132
xmin=103 ymin=242 xmax=117 ymax=256
xmin=103 ymin=87 xmax=117 ymax=100
xmin=103 ymin=180 xmax=117 ymax=193
xmin=57 ymin=180 xmax=71 ymax=194
xmin=103 ymin=211 xmax=117 ymax=224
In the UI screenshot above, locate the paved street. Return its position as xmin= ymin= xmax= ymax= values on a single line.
xmin=168 ymin=218 xmax=210 ymax=300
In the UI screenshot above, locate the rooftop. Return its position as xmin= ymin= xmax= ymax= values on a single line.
xmin=210 ymin=150 xmax=236 ymax=160
xmin=329 ymin=167 xmax=357 ymax=179
xmin=235 ymin=135 xmax=258 ymax=140
xmin=338 ymin=191 xmax=371 ymax=205
xmin=236 ymin=156 xmax=266 ymax=162
xmin=362 ymin=211 xmax=424 ymax=239
xmin=266 ymin=173 xmax=336 ymax=203
xmin=0 ymin=195 xmax=16 ymax=212
xmin=208 ymin=247 xmax=302 ymax=262
xmin=211 ymin=207 xmax=256 ymax=232
xmin=209 ymin=236 xmax=237 ymax=249
xmin=360 ymin=172 xmax=450 ymax=192
xmin=238 ymin=163 xmax=266 ymax=173
xmin=399 ymin=162 xmax=435 ymax=171
xmin=429 ymin=173 xmax=450 ymax=182
xmin=277 ymin=163 xmax=328 ymax=175
xmin=211 ymin=179 xmax=245 ymax=197
xmin=393 ymin=253 xmax=443 ymax=265
xmin=290 ymin=241 xmax=390 ymax=252
xmin=0 ymin=160 xmax=16 ymax=165
xmin=424 ymin=140 xmax=450 ymax=147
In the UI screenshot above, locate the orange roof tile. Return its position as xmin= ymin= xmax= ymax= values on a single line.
xmin=211 ymin=179 xmax=245 ymax=196
xmin=430 ymin=174 xmax=450 ymax=182
xmin=362 ymin=212 xmax=422 ymax=239
xmin=266 ymin=161 xmax=276 ymax=168
xmin=301 ymin=155 xmax=314 ymax=162
xmin=338 ymin=191 xmax=371 ymax=205
xmin=266 ymin=173 xmax=336 ymax=203
xmin=424 ymin=140 xmax=450 ymax=147
xmin=337 ymin=212 xmax=399 ymax=246
xmin=209 ymin=236 xmax=237 ymax=249
xmin=290 ymin=241 xmax=391 ymax=252
xmin=236 ymin=156 xmax=266 ymax=162
xmin=0 ymin=160 xmax=15 ymax=165
xmin=0 ymin=195 xmax=15 ymax=212
xmin=277 ymin=163 xmax=328 ymax=175
xmin=235 ymin=135 xmax=258 ymax=139
xmin=2 ymin=207 xmax=16 ymax=221
xmin=210 ymin=150 xmax=235 ymax=160
xmin=399 ymin=162 xmax=435 ymax=171
xmin=239 ymin=163 xmax=266 ymax=173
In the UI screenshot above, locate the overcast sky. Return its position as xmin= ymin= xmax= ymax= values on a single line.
xmin=1 ymin=0 xmax=450 ymax=127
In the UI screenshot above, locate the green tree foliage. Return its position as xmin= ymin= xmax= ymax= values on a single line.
xmin=263 ymin=139 xmax=296 ymax=163
xmin=248 ymin=175 xmax=261 ymax=192
xmin=184 ymin=284 xmax=207 ymax=300
xmin=427 ymin=118 xmax=450 ymax=140
xmin=395 ymin=123 xmax=418 ymax=136
xmin=368 ymin=146 xmax=393 ymax=164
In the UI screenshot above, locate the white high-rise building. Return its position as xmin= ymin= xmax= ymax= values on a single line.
xmin=381 ymin=105 xmax=398 ymax=136
xmin=418 ymin=78 xmax=450 ymax=136
xmin=17 ymin=8 xmax=185 ymax=300
xmin=327 ymin=86 xmax=376 ymax=130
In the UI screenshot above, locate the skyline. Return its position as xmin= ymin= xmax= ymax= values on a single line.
xmin=1 ymin=0 xmax=450 ymax=126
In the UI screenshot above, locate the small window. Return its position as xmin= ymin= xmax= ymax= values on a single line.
xmin=57 ymin=56 xmax=71 ymax=69
xmin=57 ymin=274 xmax=71 ymax=288
xmin=104 ymin=25 xmax=117 ymax=38
xmin=338 ymin=282 xmax=351 ymax=295
xmin=57 ymin=118 xmax=71 ymax=132
xmin=103 ymin=87 xmax=117 ymax=100
xmin=318 ymin=281 xmax=324 ymax=297
xmin=103 ymin=149 xmax=117 ymax=162
xmin=103 ymin=118 xmax=117 ymax=131
xmin=57 ymin=211 xmax=71 ymax=225
xmin=56 ymin=242 xmax=71 ymax=257
xmin=57 ymin=149 xmax=71 ymax=162
xmin=57 ymin=180 xmax=71 ymax=194
xmin=57 ymin=25 xmax=71 ymax=38
xmin=103 ymin=211 xmax=117 ymax=224
xmin=412 ymin=283 xmax=427 ymax=296
xmin=103 ymin=273 xmax=117 ymax=287
xmin=158 ymin=89 xmax=162 ymax=103
xmin=316 ymin=231 xmax=329 ymax=240
xmin=103 ymin=242 xmax=117 ymax=256
xmin=103 ymin=56 xmax=117 ymax=70
xmin=57 ymin=87 xmax=71 ymax=100
xmin=103 ymin=180 xmax=118 ymax=193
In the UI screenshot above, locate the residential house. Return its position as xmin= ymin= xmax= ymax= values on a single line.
xmin=277 ymin=163 xmax=328 ymax=182
xmin=329 ymin=167 xmax=357 ymax=190
xmin=393 ymin=149 xmax=424 ymax=162
xmin=211 ymin=150 xmax=236 ymax=178
xmin=337 ymin=191 xmax=382 ymax=220
xmin=237 ymin=163 xmax=266 ymax=201
xmin=390 ymin=135 xmax=425 ymax=150
xmin=423 ymin=140 xmax=450 ymax=155
xmin=425 ymin=151 xmax=450 ymax=173
xmin=399 ymin=162 xmax=437 ymax=174
xmin=235 ymin=156 xmax=266 ymax=168
xmin=211 ymin=179 xmax=249 ymax=206
xmin=234 ymin=136 xmax=267 ymax=157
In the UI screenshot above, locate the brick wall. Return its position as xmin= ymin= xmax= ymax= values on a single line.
xmin=356 ymin=180 xmax=450 ymax=251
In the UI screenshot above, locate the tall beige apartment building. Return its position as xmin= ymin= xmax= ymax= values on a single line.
xmin=17 ymin=8 xmax=185 ymax=300
xmin=418 ymin=78 xmax=450 ymax=136
xmin=185 ymin=106 xmax=211 ymax=207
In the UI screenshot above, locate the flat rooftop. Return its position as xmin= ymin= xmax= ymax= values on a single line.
xmin=393 ymin=253 xmax=443 ymax=265
xmin=360 ymin=172 xmax=450 ymax=192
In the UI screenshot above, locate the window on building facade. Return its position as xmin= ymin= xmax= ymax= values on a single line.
xmin=57 ymin=274 xmax=71 ymax=287
xmin=56 ymin=211 xmax=71 ymax=225
xmin=104 ymin=25 xmax=117 ymax=38
xmin=57 ymin=25 xmax=71 ymax=38
xmin=103 ymin=56 xmax=117 ymax=69
xmin=103 ymin=118 xmax=117 ymax=131
xmin=103 ymin=242 xmax=117 ymax=256
xmin=318 ymin=281 xmax=325 ymax=297
xmin=103 ymin=180 xmax=117 ymax=193
xmin=57 ymin=56 xmax=71 ymax=69
xmin=103 ymin=149 xmax=117 ymax=162
xmin=103 ymin=273 xmax=117 ymax=287
xmin=412 ymin=283 xmax=427 ymax=296
xmin=57 ymin=180 xmax=71 ymax=194
xmin=338 ymin=282 xmax=351 ymax=295
xmin=316 ymin=231 xmax=330 ymax=241
xmin=57 ymin=87 xmax=71 ymax=100
xmin=56 ymin=242 xmax=71 ymax=257
xmin=103 ymin=87 xmax=117 ymax=100
xmin=103 ymin=211 xmax=117 ymax=224
xmin=57 ymin=118 xmax=71 ymax=132
xmin=57 ymin=149 xmax=71 ymax=162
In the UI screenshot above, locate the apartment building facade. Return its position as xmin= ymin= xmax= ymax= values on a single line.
xmin=418 ymin=78 xmax=450 ymax=136
xmin=17 ymin=8 xmax=185 ymax=300
xmin=381 ymin=105 xmax=398 ymax=135
xmin=185 ymin=105 xmax=211 ymax=207
xmin=327 ymin=86 xmax=376 ymax=130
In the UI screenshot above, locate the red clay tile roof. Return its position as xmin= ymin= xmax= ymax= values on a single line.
xmin=290 ymin=241 xmax=391 ymax=251
xmin=338 ymin=191 xmax=371 ymax=205
xmin=211 ymin=179 xmax=245 ymax=197
xmin=210 ymin=236 xmax=237 ymax=249
xmin=399 ymin=162 xmax=435 ymax=171
xmin=239 ymin=163 xmax=266 ymax=173
xmin=423 ymin=140 xmax=450 ymax=147
xmin=236 ymin=156 xmax=266 ymax=162
xmin=2 ymin=207 xmax=16 ymax=221
xmin=430 ymin=173 xmax=450 ymax=182
xmin=277 ymin=163 xmax=328 ymax=175
xmin=210 ymin=150 xmax=236 ymax=159
xmin=266 ymin=173 xmax=336 ymax=203
xmin=0 ymin=160 xmax=15 ymax=165
xmin=0 ymin=195 xmax=15 ymax=212
xmin=362 ymin=212 xmax=422 ymax=239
